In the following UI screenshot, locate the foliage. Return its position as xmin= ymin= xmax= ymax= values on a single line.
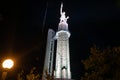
xmin=44 ymin=70 xmax=54 ymax=80
xmin=17 ymin=67 xmax=54 ymax=80
xmin=17 ymin=67 xmax=41 ymax=80
xmin=17 ymin=70 xmax=25 ymax=80
xmin=81 ymin=46 xmax=120 ymax=80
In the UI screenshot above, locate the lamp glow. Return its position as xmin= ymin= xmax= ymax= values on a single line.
xmin=2 ymin=59 xmax=14 ymax=69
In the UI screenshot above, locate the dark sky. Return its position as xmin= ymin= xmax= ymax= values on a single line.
xmin=0 ymin=0 xmax=120 ymax=80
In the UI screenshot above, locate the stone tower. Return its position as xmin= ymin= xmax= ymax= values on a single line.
xmin=54 ymin=3 xmax=71 ymax=80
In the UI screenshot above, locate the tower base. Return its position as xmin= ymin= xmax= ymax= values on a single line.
xmin=54 ymin=78 xmax=74 ymax=80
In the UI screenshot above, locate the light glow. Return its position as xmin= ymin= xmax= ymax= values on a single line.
xmin=2 ymin=59 xmax=14 ymax=69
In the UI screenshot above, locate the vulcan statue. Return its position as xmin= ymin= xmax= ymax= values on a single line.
xmin=60 ymin=3 xmax=69 ymax=23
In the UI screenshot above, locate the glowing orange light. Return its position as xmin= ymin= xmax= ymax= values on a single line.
xmin=2 ymin=59 xmax=14 ymax=69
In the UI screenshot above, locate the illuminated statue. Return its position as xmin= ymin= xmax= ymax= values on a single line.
xmin=60 ymin=3 xmax=69 ymax=23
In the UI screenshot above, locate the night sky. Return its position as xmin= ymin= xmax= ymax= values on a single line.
xmin=0 ymin=0 xmax=120 ymax=80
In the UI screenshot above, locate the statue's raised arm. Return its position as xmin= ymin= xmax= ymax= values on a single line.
xmin=60 ymin=3 xmax=63 ymax=15
xmin=60 ymin=3 xmax=69 ymax=23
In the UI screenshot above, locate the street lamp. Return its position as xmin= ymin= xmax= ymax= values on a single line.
xmin=1 ymin=59 xmax=14 ymax=80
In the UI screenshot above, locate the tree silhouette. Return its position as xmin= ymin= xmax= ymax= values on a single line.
xmin=17 ymin=67 xmax=41 ymax=80
xmin=17 ymin=67 xmax=54 ymax=80
xmin=81 ymin=46 xmax=120 ymax=80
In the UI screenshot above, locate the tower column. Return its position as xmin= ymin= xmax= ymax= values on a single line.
xmin=54 ymin=3 xmax=72 ymax=80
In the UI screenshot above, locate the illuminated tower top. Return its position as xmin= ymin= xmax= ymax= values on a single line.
xmin=55 ymin=3 xmax=70 ymax=39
